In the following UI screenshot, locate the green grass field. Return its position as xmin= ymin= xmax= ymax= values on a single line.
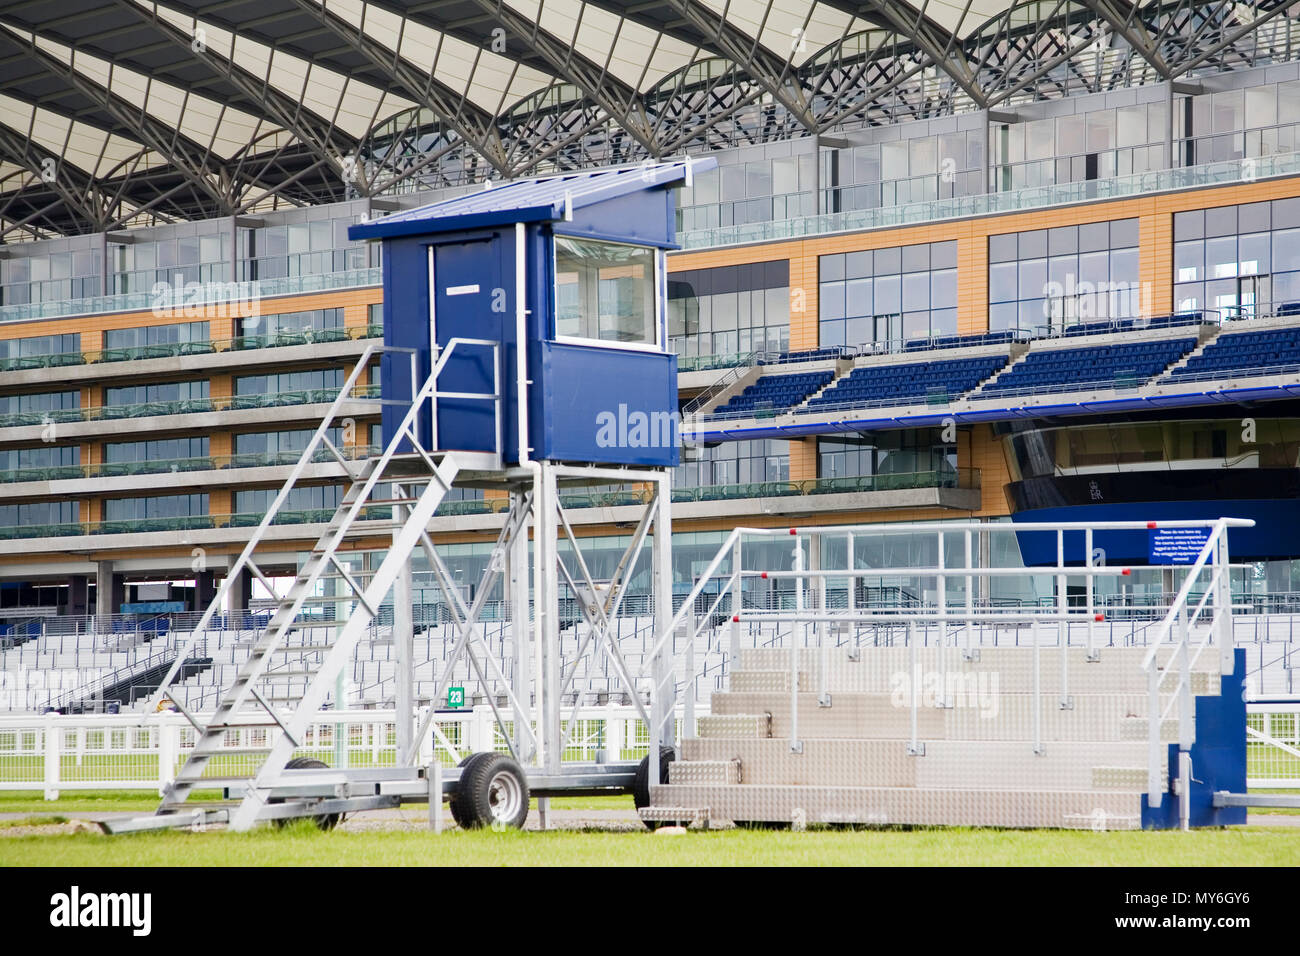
xmin=3 ymin=820 xmax=1299 ymax=867
xmin=2 ymin=789 xmax=1299 ymax=866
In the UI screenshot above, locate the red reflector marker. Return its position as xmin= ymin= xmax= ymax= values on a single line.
xmin=1146 ymin=521 xmax=1158 ymax=529
xmin=1094 ymin=613 xmax=1105 ymax=622
xmin=760 ymin=572 xmax=768 ymax=579
xmin=732 ymin=615 xmax=740 ymax=623
xmin=789 ymin=528 xmax=798 ymax=535
xmin=1121 ymin=568 xmax=1131 ymax=576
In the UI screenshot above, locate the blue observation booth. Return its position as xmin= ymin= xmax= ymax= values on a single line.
xmin=349 ymin=161 xmax=712 ymax=469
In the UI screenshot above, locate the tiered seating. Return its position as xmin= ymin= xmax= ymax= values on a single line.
xmin=710 ymin=370 xmax=834 ymax=418
xmin=805 ymin=356 xmax=1007 ymax=409
xmin=1166 ymin=325 xmax=1300 ymax=381
xmin=979 ymin=338 xmax=1195 ymax=396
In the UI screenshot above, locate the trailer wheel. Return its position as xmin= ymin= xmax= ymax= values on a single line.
xmin=273 ymin=757 xmax=342 ymax=831
xmin=453 ymin=754 xmax=529 ymax=830
xmin=633 ymin=746 xmax=676 ymax=829
xmin=449 ymin=752 xmax=495 ymax=830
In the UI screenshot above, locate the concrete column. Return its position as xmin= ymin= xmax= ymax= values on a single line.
xmin=193 ymin=570 xmax=216 ymax=612
xmin=67 ymin=575 xmax=89 ymax=617
xmin=95 ymin=561 xmax=121 ymax=617
xmin=225 ymin=566 xmax=252 ymax=619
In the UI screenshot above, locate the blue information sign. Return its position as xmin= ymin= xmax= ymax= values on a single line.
xmin=1148 ymin=527 xmax=1212 ymax=565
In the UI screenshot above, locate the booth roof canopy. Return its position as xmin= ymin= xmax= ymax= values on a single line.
xmin=348 ymin=160 xmax=711 ymax=241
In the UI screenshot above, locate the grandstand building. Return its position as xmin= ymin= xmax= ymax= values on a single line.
xmin=0 ymin=0 xmax=1298 ymax=672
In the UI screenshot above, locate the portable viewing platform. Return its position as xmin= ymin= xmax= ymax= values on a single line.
xmin=104 ymin=159 xmax=712 ymax=833
xmin=101 ymin=158 xmax=1273 ymax=835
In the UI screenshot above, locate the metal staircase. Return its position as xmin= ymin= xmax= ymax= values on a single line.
xmin=133 ymin=337 xmax=502 ymax=831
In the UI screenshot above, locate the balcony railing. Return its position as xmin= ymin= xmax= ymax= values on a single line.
xmin=0 ymin=506 xmax=396 ymax=540
xmin=0 ymin=323 xmax=383 ymax=372
xmin=0 ymin=384 xmax=381 ymax=429
xmin=0 ymin=446 xmax=383 ymax=484
xmin=0 ymin=267 xmax=382 ymax=324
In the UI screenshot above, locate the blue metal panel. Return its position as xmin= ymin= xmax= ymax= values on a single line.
xmin=533 ymin=341 xmax=679 ymax=467
xmin=1141 ymin=649 xmax=1248 ymax=829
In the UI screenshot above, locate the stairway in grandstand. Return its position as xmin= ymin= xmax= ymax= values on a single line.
xmin=649 ymin=644 xmax=1232 ymax=830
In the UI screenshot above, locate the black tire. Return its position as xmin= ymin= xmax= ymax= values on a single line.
xmin=452 ymin=753 xmax=529 ymax=830
xmin=448 ymin=752 xmax=495 ymax=830
xmin=273 ymin=757 xmax=342 ymax=831
xmin=633 ymin=746 xmax=676 ymax=829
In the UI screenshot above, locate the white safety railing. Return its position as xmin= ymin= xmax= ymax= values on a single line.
xmin=0 ymin=705 xmax=668 ymax=798
xmin=1246 ymin=702 xmax=1300 ymax=789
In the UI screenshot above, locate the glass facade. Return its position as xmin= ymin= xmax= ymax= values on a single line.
xmin=235 ymin=368 xmax=344 ymax=395
xmin=667 ymin=260 xmax=789 ymax=361
xmin=818 ymin=429 xmax=957 ymax=479
xmin=677 ymin=152 xmax=815 ymax=232
xmin=240 ymin=214 xmax=366 ymax=281
xmin=0 ymin=445 xmax=78 ymax=472
xmin=104 ymin=494 xmax=208 ymax=521
xmin=240 ymin=308 xmax=343 ymax=340
xmin=993 ymin=103 xmax=1167 ymax=192
xmin=676 ymin=439 xmax=788 ymax=488
xmin=105 ymin=437 xmax=209 ymax=464
xmin=235 ymin=485 xmax=341 ymax=515
xmin=0 ymin=391 xmax=78 ymax=418
xmin=819 ymin=241 xmax=957 ymax=348
xmin=103 ymin=322 xmax=210 ymax=351
xmin=105 ymin=381 xmax=209 ymax=407
xmin=0 ymin=501 xmax=78 ymax=527
xmin=989 ymin=220 xmax=1140 ymax=333
xmin=1173 ymin=198 xmax=1300 ymax=320
xmin=0 ymin=333 xmax=80 ymax=361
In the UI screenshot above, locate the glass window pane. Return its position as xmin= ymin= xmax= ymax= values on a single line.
xmin=554 ymin=237 xmax=656 ymax=345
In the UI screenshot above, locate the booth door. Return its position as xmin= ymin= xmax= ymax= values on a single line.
xmin=428 ymin=238 xmax=503 ymax=454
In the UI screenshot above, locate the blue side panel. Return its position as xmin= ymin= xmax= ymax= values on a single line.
xmin=1014 ymin=500 xmax=1300 ymax=565
xmin=534 ymin=341 xmax=679 ymax=466
xmin=381 ymin=235 xmax=430 ymax=452
xmin=1142 ymin=648 xmax=1248 ymax=829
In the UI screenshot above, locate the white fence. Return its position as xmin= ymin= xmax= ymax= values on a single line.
xmin=1248 ymin=702 xmax=1300 ymax=788
xmin=0 ymin=706 xmax=658 ymax=799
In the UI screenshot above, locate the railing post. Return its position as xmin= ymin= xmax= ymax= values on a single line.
xmin=963 ymin=528 xmax=975 ymax=661
xmin=907 ymin=619 xmax=923 ymax=756
xmin=1032 ymin=619 xmax=1044 ymax=756
xmin=1058 ymin=528 xmax=1072 ymax=710
xmin=936 ymin=530 xmax=948 ymax=708
xmin=158 ymin=717 xmax=178 ymax=795
xmin=790 ymin=537 xmax=803 ymax=754
xmin=43 ymin=713 xmax=60 ymax=801
xmin=1085 ymin=527 xmax=1099 ymax=661
xmin=1217 ymin=523 xmax=1235 ymax=676
xmin=729 ymin=538 xmax=742 ymax=683
xmin=1178 ymin=602 xmax=1193 ymax=831
xmin=1147 ymin=658 xmax=1163 ymax=809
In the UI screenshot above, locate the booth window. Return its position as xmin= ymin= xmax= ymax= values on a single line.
xmin=554 ymin=237 xmax=657 ymax=347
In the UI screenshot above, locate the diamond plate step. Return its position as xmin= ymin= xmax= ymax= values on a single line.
xmin=730 ymin=670 xmax=807 ymax=693
xmin=1120 ymin=717 xmax=1179 ymax=741
xmin=669 ymin=759 xmax=742 ymax=786
xmin=697 ymin=714 xmax=771 ymax=739
xmin=638 ymin=806 xmax=710 ymax=828
xmin=1092 ymin=766 xmax=1151 ymax=789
